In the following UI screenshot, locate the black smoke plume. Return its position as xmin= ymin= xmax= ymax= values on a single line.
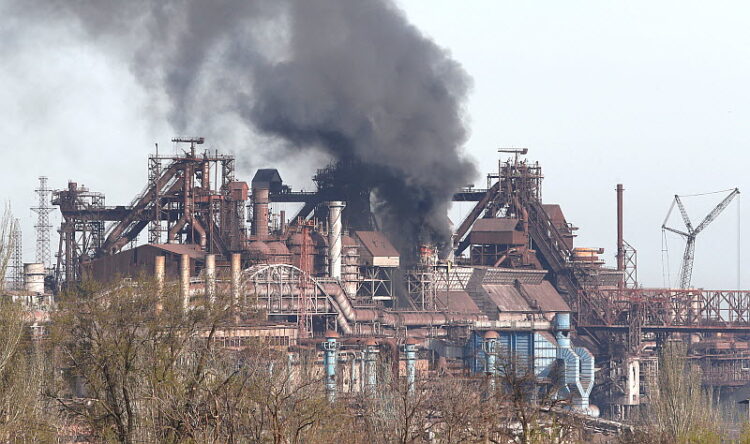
xmin=12 ymin=0 xmax=476 ymax=256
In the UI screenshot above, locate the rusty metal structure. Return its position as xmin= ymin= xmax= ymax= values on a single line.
xmin=53 ymin=138 xmax=248 ymax=288
xmin=45 ymin=140 xmax=750 ymax=420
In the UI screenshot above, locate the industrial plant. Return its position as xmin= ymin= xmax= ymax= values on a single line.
xmin=4 ymin=137 xmax=749 ymax=435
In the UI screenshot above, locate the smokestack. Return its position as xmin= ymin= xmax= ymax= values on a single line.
xmin=205 ymin=253 xmax=216 ymax=305
xmin=328 ymin=201 xmax=346 ymax=279
xmin=616 ymin=184 xmax=624 ymax=275
xmin=252 ymin=185 xmax=269 ymax=240
xmin=180 ymin=254 xmax=190 ymax=310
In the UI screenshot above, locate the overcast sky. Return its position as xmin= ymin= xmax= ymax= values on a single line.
xmin=2 ymin=1 xmax=748 ymax=289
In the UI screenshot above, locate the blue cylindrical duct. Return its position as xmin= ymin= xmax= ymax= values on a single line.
xmin=554 ymin=313 xmax=571 ymax=348
xmin=554 ymin=312 xmax=571 ymax=330
xmin=323 ymin=331 xmax=339 ymax=402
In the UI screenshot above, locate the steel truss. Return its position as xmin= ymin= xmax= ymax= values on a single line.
xmin=579 ymin=288 xmax=750 ymax=332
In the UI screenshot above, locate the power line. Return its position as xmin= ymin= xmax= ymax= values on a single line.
xmin=738 ymin=194 xmax=742 ymax=291
xmin=678 ymin=188 xmax=736 ymax=198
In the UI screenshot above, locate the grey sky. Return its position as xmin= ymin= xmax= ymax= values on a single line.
xmin=2 ymin=1 xmax=748 ymax=288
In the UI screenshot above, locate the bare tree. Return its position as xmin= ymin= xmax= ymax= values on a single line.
xmin=0 ymin=205 xmax=17 ymax=290
xmin=621 ymin=341 xmax=723 ymax=444
xmin=486 ymin=355 xmax=583 ymax=444
xmin=0 ymin=300 xmax=54 ymax=442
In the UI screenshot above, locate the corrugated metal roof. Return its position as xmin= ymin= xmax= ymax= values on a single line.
xmin=355 ymin=231 xmax=399 ymax=258
xmin=147 ymin=243 xmax=205 ymax=260
xmin=479 ymin=281 xmax=569 ymax=313
xmin=481 ymin=284 xmax=531 ymax=312
xmin=434 ymin=291 xmax=481 ymax=314
xmin=472 ymin=218 xmax=520 ymax=232
xmin=521 ymin=281 xmax=570 ymax=312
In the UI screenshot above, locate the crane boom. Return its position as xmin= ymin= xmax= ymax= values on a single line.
xmin=694 ymin=188 xmax=740 ymax=235
xmin=674 ymin=195 xmax=694 ymax=233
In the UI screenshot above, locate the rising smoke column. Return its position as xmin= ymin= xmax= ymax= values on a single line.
xmin=11 ymin=0 xmax=476 ymax=256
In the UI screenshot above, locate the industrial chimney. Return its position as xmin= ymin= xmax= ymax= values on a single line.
xmin=251 ymin=169 xmax=282 ymax=240
xmin=328 ymin=201 xmax=346 ymax=279
xmin=252 ymin=185 xmax=269 ymax=240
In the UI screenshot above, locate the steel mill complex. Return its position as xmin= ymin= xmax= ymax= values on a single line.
xmin=7 ymin=139 xmax=750 ymax=429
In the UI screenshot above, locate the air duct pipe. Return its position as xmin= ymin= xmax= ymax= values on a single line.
xmin=323 ymin=330 xmax=339 ymax=402
xmin=328 ymin=201 xmax=346 ymax=279
xmin=554 ymin=313 xmax=595 ymax=414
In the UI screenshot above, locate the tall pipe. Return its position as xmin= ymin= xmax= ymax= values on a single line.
xmin=616 ymin=184 xmax=624 ymax=273
xmin=205 ymin=254 xmax=216 ymax=305
xmin=252 ymin=186 xmax=269 ymax=239
xmin=483 ymin=331 xmax=499 ymax=393
xmin=323 ymin=330 xmax=339 ymax=402
xmin=279 ymin=210 xmax=286 ymax=234
xmin=154 ymin=255 xmax=165 ymax=313
xmin=180 ymin=254 xmax=190 ymax=310
xmin=364 ymin=339 xmax=378 ymax=395
xmin=202 ymin=160 xmax=210 ymax=191
xmin=231 ymin=253 xmax=241 ymax=311
xmin=328 ymin=201 xmax=346 ymax=279
xmin=403 ymin=338 xmax=418 ymax=394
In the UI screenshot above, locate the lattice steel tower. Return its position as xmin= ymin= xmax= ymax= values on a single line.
xmin=32 ymin=176 xmax=53 ymax=269
xmin=10 ymin=218 xmax=23 ymax=290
